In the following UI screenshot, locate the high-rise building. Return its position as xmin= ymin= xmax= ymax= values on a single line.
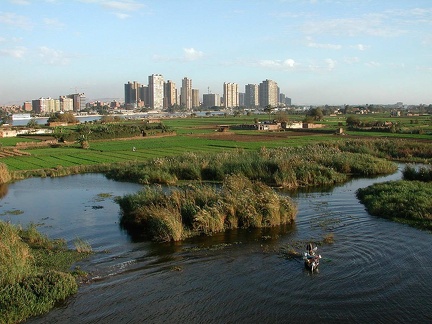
xmin=164 ymin=80 xmax=177 ymax=109
xmin=67 ymin=93 xmax=86 ymax=112
xmin=181 ymin=77 xmax=192 ymax=110
xmin=138 ymin=85 xmax=148 ymax=107
xmin=223 ymin=82 xmax=239 ymax=108
xmin=202 ymin=93 xmax=220 ymax=108
xmin=148 ymin=74 xmax=164 ymax=111
xmin=259 ymin=79 xmax=278 ymax=108
xmin=239 ymin=93 xmax=245 ymax=107
xmin=124 ymin=81 xmax=140 ymax=106
xmin=59 ymin=96 xmax=74 ymax=111
xmin=279 ymin=93 xmax=286 ymax=106
xmin=245 ymin=84 xmax=259 ymax=108
xmin=32 ymin=97 xmax=61 ymax=114
xmin=192 ymin=89 xmax=200 ymax=108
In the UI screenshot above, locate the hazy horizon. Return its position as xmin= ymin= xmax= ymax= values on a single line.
xmin=1 ymin=0 xmax=431 ymax=106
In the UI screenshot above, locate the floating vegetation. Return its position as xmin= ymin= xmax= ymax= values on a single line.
xmin=73 ymin=237 xmax=92 ymax=254
xmin=0 ymin=209 xmax=24 ymax=216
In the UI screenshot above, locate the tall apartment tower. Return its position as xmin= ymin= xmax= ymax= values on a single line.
xmin=245 ymin=84 xmax=259 ymax=108
xmin=192 ymin=89 xmax=200 ymax=108
xmin=223 ymin=82 xmax=239 ymax=108
xmin=181 ymin=77 xmax=192 ymax=110
xmin=164 ymin=80 xmax=177 ymax=109
xmin=202 ymin=93 xmax=220 ymax=108
xmin=148 ymin=74 xmax=164 ymax=111
xmin=259 ymin=79 xmax=278 ymax=108
xmin=124 ymin=81 xmax=140 ymax=106
xmin=67 ymin=93 xmax=86 ymax=111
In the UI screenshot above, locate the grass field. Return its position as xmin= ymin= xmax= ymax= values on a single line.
xmin=1 ymin=114 xmax=430 ymax=173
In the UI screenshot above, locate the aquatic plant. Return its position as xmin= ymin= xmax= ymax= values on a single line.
xmin=0 ymin=162 xmax=11 ymax=184
xmin=356 ymin=180 xmax=432 ymax=230
xmin=0 ymin=221 xmax=90 ymax=324
xmin=403 ymin=164 xmax=432 ymax=182
xmin=117 ymin=174 xmax=297 ymax=242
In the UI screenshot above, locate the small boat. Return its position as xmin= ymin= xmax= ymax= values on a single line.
xmin=303 ymin=243 xmax=321 ymax=272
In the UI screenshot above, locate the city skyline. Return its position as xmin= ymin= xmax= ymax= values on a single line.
xmin=1 ymin=0 xmax=431 ymax=106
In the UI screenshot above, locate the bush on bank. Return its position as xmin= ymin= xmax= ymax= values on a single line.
xmin=117 ymin=174 xmax=297 ymax=242
xmin=356 ymin=180 xmax=432 ymax=231
xmin=403 ymin=164 xmax=432 ymax=182
xmin=0 ymin=221 xmax=90 ymax=324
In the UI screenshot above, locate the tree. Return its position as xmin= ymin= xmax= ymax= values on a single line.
xmin=307 ymin=107 xmax=324 ymax=121
xmin=264 ymin=105 xmax=273 ymax=121
xmin=275 ymin=111 xmax=289 ymax=123
xmin=76 ymin=124 xmax=91 ymax=149
xmin=346 ymin=116 xmax=361 ymax=127
xmin=26 ymin=119 xmax=39 ymax=128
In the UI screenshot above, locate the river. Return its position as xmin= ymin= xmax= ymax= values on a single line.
xmin=0 ymin=167 xmax=431 ymax=323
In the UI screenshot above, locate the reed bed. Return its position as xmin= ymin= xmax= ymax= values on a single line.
xmin=0 ymin=221 xmax=90 ymax=324
xmin=117 ymin=174 xmax=297 ymax=242
xmin=107 ymin=144 xmax=397 ymax=189
xmin=356 ymin=180 xmax=432 ymax=231
xmin=403 ymin=164 xmax=432 ymax=182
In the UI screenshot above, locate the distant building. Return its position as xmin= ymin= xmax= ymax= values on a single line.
xmin=32 ymin=97 xmax=60 ymax=114
xmin=259 ymin=79 xmax=278 ymax=108
xmin=124 ymin=81 xmax=139 ymax=106
xmin=148 ymin=74 xmax=164 ymax=111
xmin=223 ymin=82 xmax=239 ymax=108
xmin=279 ymin=93 xmax=286 ymax=106
xmin=67 ymin=93 xmax=86 ymax=112
xmin=239 ymin=93 xmax=245 ymax=106
xmin=181 ymin=77 xmax=192 ymax=110
xmin=59 ymin=96 xmax=74 ymax=111
xmin=245 ymin=84 xmax=259 ymax=108
xmin=202 ymin=93 xmax=220 ymax=108
xmin=164 ymin=80 xmax=177 ymax=109
xmin=192 ymin=89 xmax=200 ymax=108
xmin=23 ymin=101 xmax=32 ymax=112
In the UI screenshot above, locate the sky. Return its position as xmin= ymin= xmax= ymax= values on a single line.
xmin=1 ymin=0 xmax=431 ymax=106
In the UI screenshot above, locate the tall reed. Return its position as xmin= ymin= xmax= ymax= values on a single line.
xmin=117 ymin=174 xmax=297 ymax=242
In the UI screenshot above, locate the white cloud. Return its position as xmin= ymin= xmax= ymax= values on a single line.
xmin=344 ymin=56 xmax=360 ymax=64
xmin=38 ymin=46 xmax=70 ymax=65
xmin=80 ymin=0 xmax=145 ymax=18
xmin=303 ymin=15 xmax=405 ymax=37
xmin=43 ymin=18 xmax=65 ymax=28
xmin=0 ymin=12 xmax=33 ymax=29
xmin=306 ymin=37 xmax=342 ymax=50
xmin=257 ymin=59 xmax=296 ymax=70
xmin=9 ymin=0 xmax=31 ymax=5
xmin=183 ymin=48 xmax=204 ymax=61
xmin=0 ymin=46 xmax=27 ymax=59
xmin=325 ymin=58 xmax=336 ymax=71
xmin=351 ymin=44 xmax=369 ymax=51
xmin=102 ymin=0 xmax=144 ymax=12
xmin=365 ymin=61 xmax=381 ymax=67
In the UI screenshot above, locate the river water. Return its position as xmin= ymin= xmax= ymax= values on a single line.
xmin=1 ymin=168 xmax=431 ymax=323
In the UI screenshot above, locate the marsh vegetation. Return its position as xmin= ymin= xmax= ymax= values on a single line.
xmin=117 ymin=174 xmax=297 ymax=242
xmin=0 ymin=222 xmax=91 ymax=323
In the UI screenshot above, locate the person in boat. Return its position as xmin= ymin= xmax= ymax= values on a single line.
xmin=306 ymin=243 xmax=315 ymax=257
xmin=305 ymin=243 xmax=317 ymax=265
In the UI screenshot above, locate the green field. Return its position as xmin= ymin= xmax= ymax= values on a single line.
xmin=1 ymin=114 xmax=431 ymax=173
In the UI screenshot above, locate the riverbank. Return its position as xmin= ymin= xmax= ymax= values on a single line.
xmin=0 ymin=222 xmax=91 ymax=323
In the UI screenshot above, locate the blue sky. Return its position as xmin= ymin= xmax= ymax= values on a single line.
xmin=1 ymin=0 xmax=431 ymax=106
